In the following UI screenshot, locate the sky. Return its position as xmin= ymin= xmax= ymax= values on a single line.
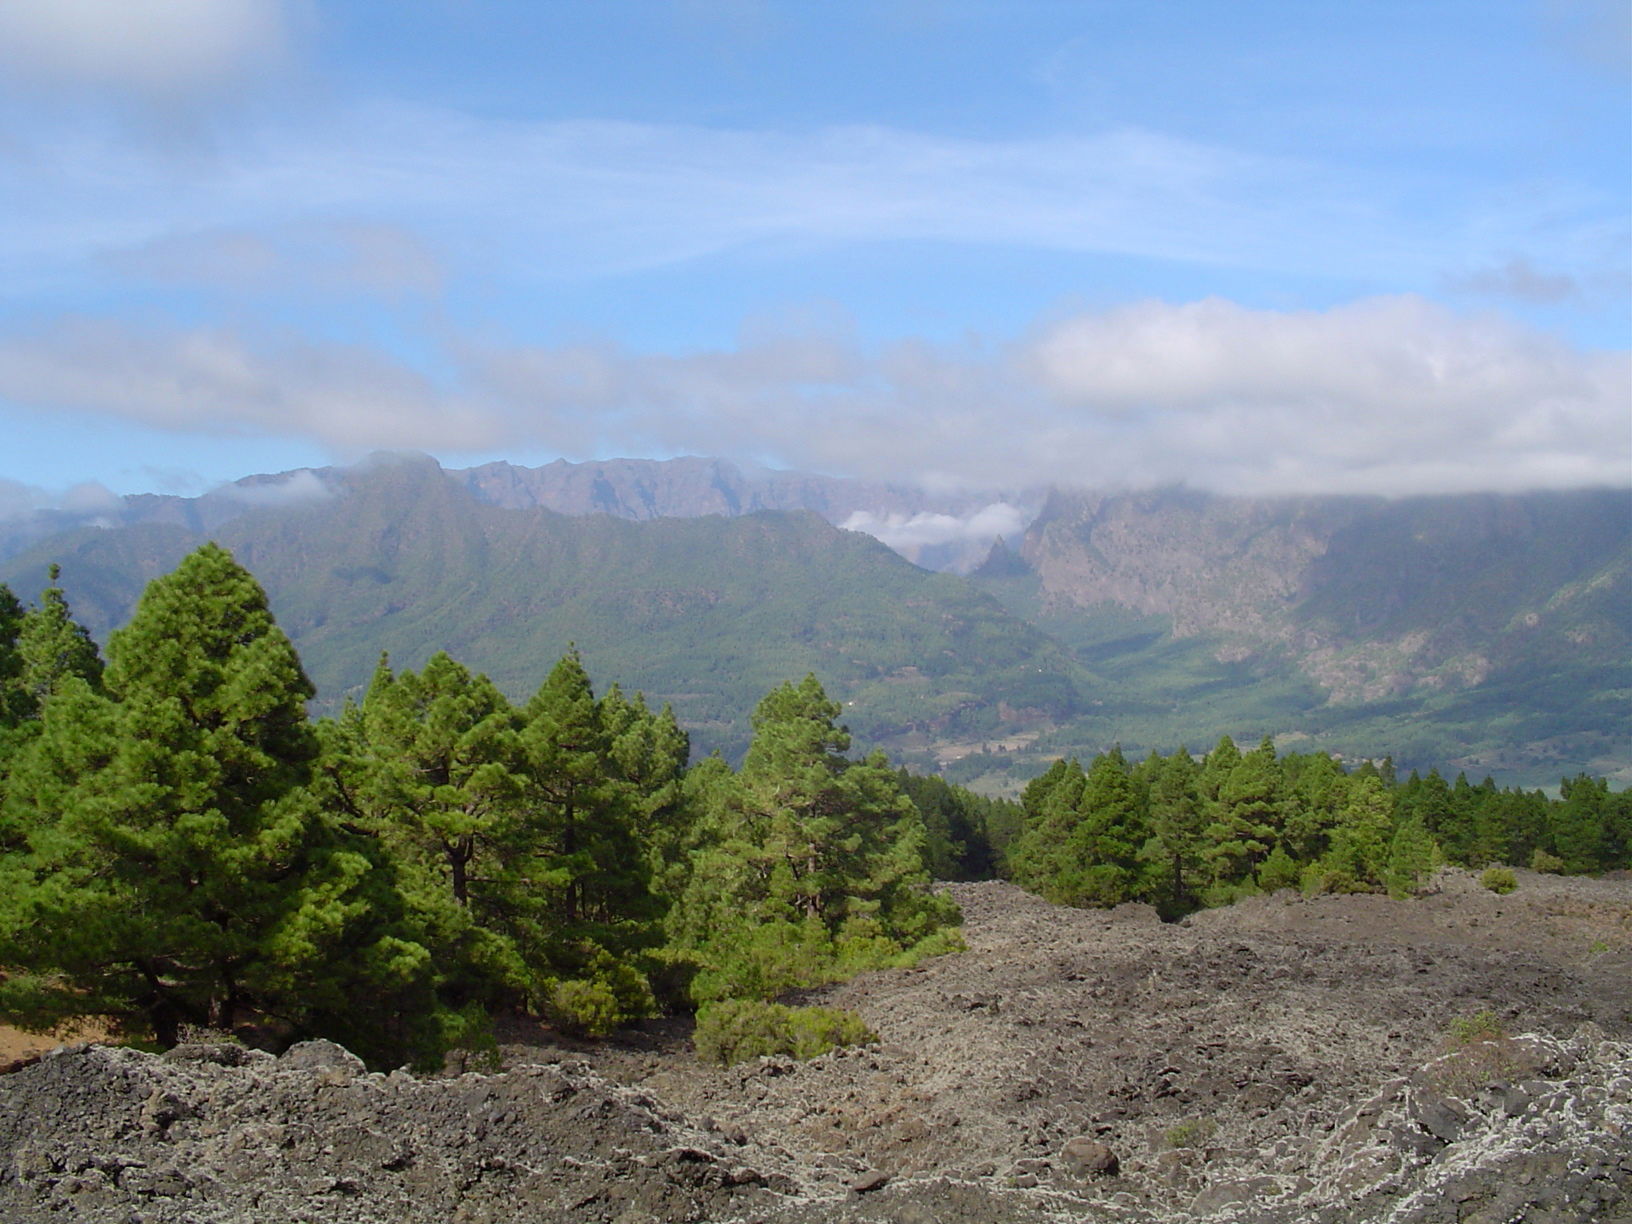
xmin=0 ymin=0 xmax=1628 ymax=517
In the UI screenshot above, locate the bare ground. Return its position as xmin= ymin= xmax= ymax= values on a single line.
xmin=3 ymin=868 xmax=1629 ymax=1222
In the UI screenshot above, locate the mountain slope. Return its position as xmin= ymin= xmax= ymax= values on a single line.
xmin=966 ymin=486 xmax=1631 ymax=787
xmin=1 ymin=455 xmax=1082 ymax=761
xmin=4 ymin=459 xmax=1626 ymax=787
xmin=0 ymin=454 xmax=1033 ymax=575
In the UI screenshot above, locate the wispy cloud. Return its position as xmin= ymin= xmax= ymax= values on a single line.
xmin=0 ymin=474 xmax=117 ymax=525
xmin=1446 ymin=256 xmax=1581 ymax=304
xmin=104 ymin=221 xmax=443 ymax=298
xmin=215 ymin=467 xmax=333 ymax=507
xmin=4 ymin=100 xmax=1618 ymax=301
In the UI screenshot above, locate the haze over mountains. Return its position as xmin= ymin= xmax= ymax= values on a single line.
xmin=0 ymin=452 xmax=1625 ymax=790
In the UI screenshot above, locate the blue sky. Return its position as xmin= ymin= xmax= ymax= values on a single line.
xmin=0 ymin=0 xmax=1627 ymax=513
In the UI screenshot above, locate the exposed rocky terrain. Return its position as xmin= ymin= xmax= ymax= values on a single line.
xmin=3 ymin=870 xmax=1629 ymax=1224
xmin=1008 ymin=485 xmax=1629 ymax=711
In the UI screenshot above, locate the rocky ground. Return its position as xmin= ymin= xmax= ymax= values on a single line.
xmin=3 ymin=868 xmax=1629 ymax=1223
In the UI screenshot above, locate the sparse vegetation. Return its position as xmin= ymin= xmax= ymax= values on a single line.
xmin=1446 ymin=1009 xmax=1506 ymax=1047
xmin=1481 ymin=866 xmax=1518 ymax=894
xmin=1163 ymin=1118 xmax=1215 ymax=1148
xmin=1433 ymin=1008 xmax=1527 ymax=1091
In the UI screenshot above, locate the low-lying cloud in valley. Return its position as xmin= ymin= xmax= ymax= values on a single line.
xmin=840 ymin=504 xmax=1031 ymax=553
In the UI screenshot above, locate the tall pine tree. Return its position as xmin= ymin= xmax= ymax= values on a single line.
xmin=0 ymin=545 xmax=421 ymax=1053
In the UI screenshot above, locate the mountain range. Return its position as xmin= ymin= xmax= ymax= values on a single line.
xmin=1 ymin=453 xmax=1626 ymax=790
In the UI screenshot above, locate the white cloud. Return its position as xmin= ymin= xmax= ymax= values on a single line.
xmin=0 ymin=0 xmax=295 ymax=98
xmin=1018 ymin=296 xmax=1631 ymax=495
xmin=841 ymin=504 xmax=1030 ymax=551
xmin=0 ymin=297 xmax=1625 ymax=500
xmin=215 ymin=467 xmax=332 ymax=507
xmin=462 ymin=295 xmax=1630 ymax=497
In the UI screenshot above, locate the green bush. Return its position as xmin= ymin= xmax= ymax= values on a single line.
xmin=1255 ymin=846 xmax=1299 ymax=893
xmin=1164 ymin=1118 xmax=1215 ymax=1148
xmin=1529 ymin=849 xmax=1565 ymax=875
xmin=693 ymin=999 xmax=877 ymax=1066
xmin=547 ymin=979 xmax=623 ymax=1038
xmin=1480 ymin=865 xmax=1517 ymax=895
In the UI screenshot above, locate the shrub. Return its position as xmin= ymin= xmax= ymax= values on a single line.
xmin=1255 ymin=846 xmax=1299 ymax=893
xmin=1301 ymin=863 xmax=1368 ymax=896
xmin=542 ymin=946 xmax=658 ymax=1038
xmin=547 ymin=979 xmax=623 ymax=1038
xmin=1530 ymin=849 xmax=1565 ymax=875
xmin=1164 ymin=1118 xmax=1215 ymax=1148
xmin=1480 ymin=866 xmax=1517 ymax=895
xmin=693 ymin=999 xmax=877 ymax=1066
xmin=1446 ymin=1009 xmax=1505 ymax=1046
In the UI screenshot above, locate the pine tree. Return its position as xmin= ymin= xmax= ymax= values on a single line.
xmin=1384 ymin=815 xmax=1438 ymax=898
xmin=358 ymin=652 xmax=522 ymax=912
xmin=1204 ymin=737 xmax=1282 ymax=887
xmin=325 ymin=650 xmax=538 ymax=1013
xmin=0 ymin=544 xmax=415 ymax=1053
xmin=1007 ymin=757 xmax=1086 ymax=892
xmin=1317 ymin=773 xmax=1396 ymax=891
xmin=1055 ymin=747 xmax=1148 ymax=907
xmin=1145 ymin=748 xmax=1206 ymax=909
xmin=515 ymin=652 xmax=662 ymax=1031
xmin=1552 ymin=774 xmax=1611 ymax=873
xmin=0 ymin=583 xmax=29 ymax=785
xmin=600 ymin=683 xmax=692 ymax=901
xmin=1279 ymin=751 xmax=1349 ymax=864
xmin=0 ymin=583 xmax=25 ymax=730
xmin=519 ymin=652 xmax=648 ymax=932
xmin=670 ymin=675 xmax=956 ymax=1002
xmin=17 ymin=564 xmax=104 ymax=710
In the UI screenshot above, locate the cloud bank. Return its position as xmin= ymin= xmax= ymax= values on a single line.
xmin=0 ymin=317 xmax=498 ymax=452
xmin=0 ymin=296 xmax=1624 ymax=498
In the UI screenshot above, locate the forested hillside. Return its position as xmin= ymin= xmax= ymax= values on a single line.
xmin=2 ymin=455 xmax=1626 ymax=788
xmin=0 ymin=455 xmax=1081 ymax=763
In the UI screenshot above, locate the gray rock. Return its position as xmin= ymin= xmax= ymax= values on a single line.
xmin=1059 ymin=1135 xmax=1119 ymax=1175
xmin=279 ymin=1038 xmax=366 ymax=1077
